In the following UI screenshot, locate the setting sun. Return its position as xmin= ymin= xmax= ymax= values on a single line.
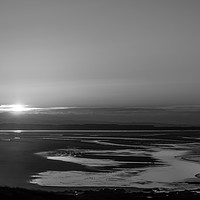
xmin=0 ymin=104 xmax=32 ymax=112
xmin=11 ymin=104 xmax=26 ymax=112
xmin=0 ymin=104 xmax=38 ymax=113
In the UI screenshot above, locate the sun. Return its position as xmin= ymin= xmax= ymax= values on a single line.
xmin=0 ymin=104 xmax=37 ymax=113
xmin=11 ymin=104 xmax=27 ymax=112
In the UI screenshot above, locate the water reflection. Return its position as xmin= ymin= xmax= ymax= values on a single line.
xmin=32 ymin=143 xmax=200 ymax=189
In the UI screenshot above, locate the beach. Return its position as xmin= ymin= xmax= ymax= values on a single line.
xmin=0 ymin=130 xmax=200 ymax=192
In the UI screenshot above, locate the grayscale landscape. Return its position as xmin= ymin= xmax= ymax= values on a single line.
xmin=0 ymin=0 xmax=200 ymax=199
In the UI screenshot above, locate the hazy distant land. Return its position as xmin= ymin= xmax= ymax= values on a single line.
xmin=0 ymin=123 xmax=200 ymax=130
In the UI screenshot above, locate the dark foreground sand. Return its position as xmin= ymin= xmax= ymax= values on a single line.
xmin=1 ymin=187 xmax=200 ymax=200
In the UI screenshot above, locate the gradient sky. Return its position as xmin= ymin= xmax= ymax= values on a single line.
xmin=0 ymin=0 xmax=200 ymax=107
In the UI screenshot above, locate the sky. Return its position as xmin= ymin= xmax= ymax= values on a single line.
xmin=0 ymin=0 xmax=200 ymax=107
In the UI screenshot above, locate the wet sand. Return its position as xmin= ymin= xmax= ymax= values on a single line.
xmin=0 ymin=130 xmax=200 ymax=191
